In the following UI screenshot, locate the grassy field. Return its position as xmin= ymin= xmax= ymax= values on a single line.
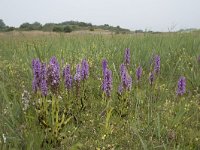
xmin=0 ymin=31 xmax=200 ymax=149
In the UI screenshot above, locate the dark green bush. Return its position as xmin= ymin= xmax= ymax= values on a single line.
xmin=19 ymin=22 xmax=42 ymax=31
xmin=53 ymin=26 xmax=63 ymax=32
xmin=63 ymin=26 xmax=72 ymax=33
xmin=5 ymin=27 xmax=15 ymax=32
xmin=89 ymin=27 xmax=94 ymax=31
xmin=0 ymin=19 xmax=6 ymax=29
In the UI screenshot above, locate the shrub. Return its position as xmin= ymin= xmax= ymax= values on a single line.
xmin=0 ymin=19 xmax=6 ymax=29
xmin=19 ymin=22 xmax=42 ymax=31
xmin=52 ymin=26 xmax=63 ymax=32
xmin=5 ymin=27 xmax=15 ymax=32
xmin=63 ymin=26 xmax=72 ymax=33
xmin=89 ymin=27 xmax=94 ymax=31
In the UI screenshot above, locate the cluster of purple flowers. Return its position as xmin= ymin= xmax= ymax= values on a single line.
xmin=102 ymin=68 xmax=112 ymax=97
xmin=74 ymin=64 xmax=81 ymax=83
xmin=32 ymin=49 xmax=188 ymax=98
xmin=118 ymin=64 xmax=132 ymax=94
xmin=32 ymin=59 xmax=48 ymax=96
xmin=40 ymin=63 xmax=48 ymax=96
xmin=102 ymin=59 xmax=108 ymax=75
xmin=176 ymin=76 xmax=186 ymax=96
xmin=102 ymin=59 xmax=112 ymax=97
xmin=136 ymin=66 xmax=142 ymax=81
xmin=74 ymin=59 xmax=89 ymax=82
xmin=124 ymin=48 xmax=130 ymax=65
xmin=63 ymin=64 xmax=73 ymax=90
xmin=147 ymin=55 xmax=160 ymax=86
xmin=47 ymin=57 xmax=60 ymax=93
xmin=81 ymin=59 xmax=89 ymax=80
xmin=32 ymin=56 xmax=90 ymax=96
xmin=32 ymin=57 xmax=61 ymax=95
xmin=149 ymin=72 xmax=154 ymax=86
xmin=32 ymin=59 xmax=41 ymax=93
xmin=154 ymin=55 xmax=160 ymax=74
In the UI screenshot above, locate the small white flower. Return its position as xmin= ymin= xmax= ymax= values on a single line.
xmin=2 ymin=133 xmax=6 ymax=143
xmin=21 ymin=90 xmax=31 ymax=112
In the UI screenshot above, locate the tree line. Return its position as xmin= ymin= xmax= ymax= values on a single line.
xmin=0 ymin=19 xmax=130 ymax=33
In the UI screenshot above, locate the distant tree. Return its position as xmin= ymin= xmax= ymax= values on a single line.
xmin=148 ymin=30 xmax=153 ymax=33
xmin=71 ymin=25 xmax=78 ymax=30
xmin=61 ymin=21 xmax=77 ymax=26
xmin=19 ymin=22 xmax=42 ymax=30
xmin=135 ymin=30 xmax=144 ymax=33
xmin=42 ymin=23 xmax=56 ymax=31
xmin=79 ymin=22 xmax=91 ymax=27
xmin=19 ymin=22 xmax=31 ymax=30
xmin=0 ymin=19 xmax=6 ymax=29
xmin=53 ymin=26 xmax=63 ymax=32
xmin=31 ymin=22 xmax=42 ymax=30
xmin=5 ymin=27 xmax=15 ymax=32
xmin=14 ymin=20 xmax=131 ymax=33
xmin=88 ymin=23 xmax=92 ymax=27
xmin=114 ymin=26 xmax=121 ymax=34
xmin=63 ymin=26 xmax=72 ymax=33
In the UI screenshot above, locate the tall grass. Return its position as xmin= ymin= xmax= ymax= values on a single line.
xmin=0 ymin=31 xmax=200 ymax=149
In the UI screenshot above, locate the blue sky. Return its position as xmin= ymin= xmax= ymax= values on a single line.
xmin=0 ymin=0 xmax=200 ymax=31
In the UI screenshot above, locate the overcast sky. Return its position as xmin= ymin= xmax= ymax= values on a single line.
xmin=0 ymin=0 xmax=200 ymax=31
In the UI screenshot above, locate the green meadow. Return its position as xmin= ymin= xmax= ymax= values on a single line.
xmin=0 ymin=31 xmax=200 ymax=149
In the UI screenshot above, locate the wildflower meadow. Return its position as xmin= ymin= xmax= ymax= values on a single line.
xmin=0 ymin=32 xmax=200 ymax=149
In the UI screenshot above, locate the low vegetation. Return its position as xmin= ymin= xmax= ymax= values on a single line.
xmin=0 ymin=30 xmax=200 ymax=149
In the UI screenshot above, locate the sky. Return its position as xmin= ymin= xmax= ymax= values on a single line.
xmin=0 ymin=0 xmax=200 ymax=31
